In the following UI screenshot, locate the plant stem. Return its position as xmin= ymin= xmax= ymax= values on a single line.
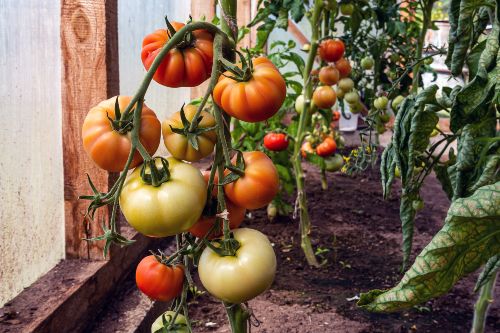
xmin=292 ymin=0 xmax=323 ymax=267
xmin=471 ymin=271 xmax=498 ymax=333
xmin=412 ymin=0 xmax=435 ymax=93
xmin=320 ymin=168 xmax=328 ymax=190
xmin=224 ymin=302 xmax=250 ymax=333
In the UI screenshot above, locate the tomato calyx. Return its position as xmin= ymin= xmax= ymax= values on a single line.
xmin=84 ymin=220 xmax=135 ymax=258
xmin=164 ymin=16 xmax=195 ymax=49
xmin=140 ymin=157 xmax=171 ymax=187
xmin=153 ymin=312 xmax=188 ymax=333
xmin=219 ymin=49 xmax=254 ymax=82
xmin=203 ymin=233 xmax=241 ymax=257
xmin=107 ymin=97 xmax=134 ymax=134
xmin=168 ymin=104 xmax=218 ymax=151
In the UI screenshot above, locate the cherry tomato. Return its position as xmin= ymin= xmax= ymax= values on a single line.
xmin=198 ymin=228 xmax=277 ymax=303
xmin=338 ymin=77 xmax=354 ymax=92
xmin=318 ymin=39 xmax=345 ymax=62
xmin=374 ymin=96 xmax=389 ymax=109
xmin=319 ymin=65 xmax=340 ymax=85
xmin=360 ymin=57 xmax=374 ymax=70
xmin=263 ymin=133 xmax=289 ymax=151
xmin=141 ymin=22 xmax=213 ymax=87
xmin=344 ymin=91 xmax=360 ymax=104
xmin=324 ymin=154 xmax=344 ymax=172
xmin=162 ymin=104 xmax=217 ymax=162
xmin=391 ymin=95 xmax=405 ymax=111
xmin=316 ymin=137 xmax=337 ymax=157
xmin=82 ymin=96 xmax=161 ymax=172
xmin=335 ymin=58 xmax=352 ymax=78
xmin=136 ymin=255 xmax=184 ymax=302
xmin=188 ymin=171 xmax=246 ymax=239
xmin=224 ymin=151 xmax=279 ymax=210
xmin=332 ymin=110 xmax=341 ymax=121
xmin=301 ymin=141 xmax=314 ymax=158
xmin=213 ymin=57 xmax=286 ymax=122
xmin=295 ymin=94 xmax=315 ymax=114
xmin=313 ymin=86 xmax=337 ymax=109
xmin=120 ymin=158 xmax=207 ymax=237
xmin=340 ymin=3 xmax=354 ymax=15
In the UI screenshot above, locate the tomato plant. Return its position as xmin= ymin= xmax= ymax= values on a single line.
xmin=136 ymin=255 xmax=184 ymax=302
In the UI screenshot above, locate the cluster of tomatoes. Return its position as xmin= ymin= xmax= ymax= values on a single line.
xmin=82 ymin=20 xmax=287 ymax=329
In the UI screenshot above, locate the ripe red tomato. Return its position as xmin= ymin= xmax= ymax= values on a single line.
xmin=263 ymin=133 xmax=289 ymax=151
xmin=313 ymin=86 xmax=337 ymax=109
xmin=213 ymin=57 xmax=286 ymax=122
xmin=82 ymin=96 xmax=161 ymax=172
xmin=141 ymin=22 xmax=213 ymax=87
xmin=319 ymin=65 xmax=340 ymax=85
xmin=319 ymin=39 xmax=345 ymax=62
xmin=224 ymin=151 xmax=279 ymax=210
xmin=188 ymin=171 xmax=246 ymax=239
xmin=332 ymin=110 xmax=341 ymax=121
xmin=316 ymin=137 xmax=337 ymax=157
xmin=335 ymin=58 xmax=352 ymax=78
xmin=135 ymin=255 xmax=184 ymax=302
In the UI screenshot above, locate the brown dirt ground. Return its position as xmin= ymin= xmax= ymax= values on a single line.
xmin=187 ymin=162 xmax=500 ymax=333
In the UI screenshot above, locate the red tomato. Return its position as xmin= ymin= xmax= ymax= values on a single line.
xmin=313 ymin=86 xmax=337 ymax=109
xmin=301 ymin=141 xmax=314 ymax=158
xmin=319 ymin=39 xmax=345 ymax=62
xmin=82 ymin=96 xmax=161 ymax=172
xmin=141 ymin=22 xmax=213 ymax=87
xmin=224 ymin=151 xmax=279 ymax=210
xmin=213 ymin=57 xmax=286 ymax=122
xmin=263 ymin=133 xmax=289 ymax=151
xmin=136 ymin=255 xmax=184 ymax=302
xmin=316 ymin=137 xmax=337 ymax=157
xmin=332 ymin=110 xmax=341 ymax=121
xmin=335 ymin=58 xmax=352 ymax=78
xmin=318 ymin=65 xmax=340 ymax=85
xmin=188 ymin=171 xmax=246 ymax=239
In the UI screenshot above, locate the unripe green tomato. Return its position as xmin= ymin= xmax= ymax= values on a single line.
xmin=424 ymin=57 xmax=434 ymax=65
xmin=374 ymin=96 xmax=388 ymax=109
xmin=151 ymin=312 xmax=188 ymax=333
xmin=360 ymin=57 xmax=374 ymax=70
xmin=295 ymin=95 xmax=314 ymax=114
xmin=338 ymin=78 xmax=354 ymax=92
xmin=336 ymin=135 xmax=346 ymax=148
xmin=379 ymin=113 xmax=390 ymax=123
xmin=412 ymin=199 xmax=425 ymax=211
xmin=335 ymin=87 xmax=345 ymax=99
xmin=267 ymin=202 xmax=277 ymax=222
xmin=301 ymin=43 xmax=311 ymax=52
xmin=344 ymin=91 xmax=360 ymax=104
xmin=324 ymin=154 xmax=345 ymax=172
xmin=349 ymin=102 xmax=361 ymax=114
xmin=391 ymin=95 xmax=404 ymax=110
xmin=388 ymin=71 xmax=397 ymax=80
xmin=340 ymin=3 xmax=354 ymax=16
xmin=394 ymin=165 xmax=401 ymax=178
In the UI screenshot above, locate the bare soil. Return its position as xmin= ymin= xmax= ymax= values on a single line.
xmin=188 ymin=162 xmax=500 ymax=333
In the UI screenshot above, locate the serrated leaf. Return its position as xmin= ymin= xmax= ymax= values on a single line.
xmin=358 ymin=182 xmax=500 ymax=312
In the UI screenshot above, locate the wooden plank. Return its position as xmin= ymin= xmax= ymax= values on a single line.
xmin=288 ymin=19 xmax=309 ymax=46
xmin=190 ymin=0 xmax=216 ymax=100
xmin=61 ymin=0 xmax=119 ymax=259
xmin=237 ymin=0 xmax=252 ymax=48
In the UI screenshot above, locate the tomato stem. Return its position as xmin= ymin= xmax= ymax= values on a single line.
xmin=224 ymin=302 xmax=250 ymax=333
xmin=472 ymin=271 xmax=498 ymax=333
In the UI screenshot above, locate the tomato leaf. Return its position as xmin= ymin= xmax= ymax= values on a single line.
xmin=475 ymin=255 xmax=500 ymax=292
xmin=358 ymin=182 xmax=500 ymax=312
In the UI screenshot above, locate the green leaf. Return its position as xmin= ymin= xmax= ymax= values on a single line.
xmin=380 ymin=142 xmax=396 ymax=199
xmin=445 ymin=0 xmax=461 ymax=69
xmin=358 ymin=182 xmax=500 ymax=312
xmin=475 ymin=255 xmax=500 ymax=292
xmin=434 ymin=162 xmax=455 ymax=201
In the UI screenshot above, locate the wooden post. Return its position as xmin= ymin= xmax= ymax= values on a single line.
xmin=191 ymin=0 xmax=216 ymax=99
xmin=61 ymin=0 xmax=119 ymax=259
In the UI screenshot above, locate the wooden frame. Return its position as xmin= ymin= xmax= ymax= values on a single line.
xmin=61 ymin=0 xmax=119 ymax=259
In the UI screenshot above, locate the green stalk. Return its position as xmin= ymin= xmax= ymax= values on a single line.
xmin=292 ymin=0 xmax=324 ymax=267
xmin=471 ymin=271 xmax=498 ymax=333
xmin=224 ymin=302 xmax=249 ymax=333
xmin=412 ymin=0 xmax=436 ymax=93
xmin=320 ymin=168 xmax=328 ymax=190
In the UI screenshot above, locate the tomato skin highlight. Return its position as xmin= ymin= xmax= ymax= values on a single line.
xmin=313 ymin=86 xmax=337 ymax=109
xmin=82 ymin=96 xmax=161 ymax=172
xmin=316 ymin=137 xmax=337 ymax=157
xmin=335 ymin=58 xmax=352 ymax=78
xmin=318 ymin=65 xmax=340 ymax=85
xmin=136 ymin=256 xmax=184 ymax=302
xmin=141 ymin=22 xmax=214 ymax=87
xmin=263 ymin=133 xmax=289 ymax=151
xmin=213 ymin=57 xmax=286 ymax=122
xmin=318 ymin=39 xmax=345 ymax=62
xmin=120 ymin=157 xmax=207 ymax=237
xmin=198 ymin=228 xmax=277 ymax=303
xmin=224 ymin=151 xmax=279 ymax=210
xmin=301 ymin=141 xmax=314 ymax=158
xmin=188 ymin=171 xmax=246 ymax=239
xmin=162 ymin=104 xmax=217 ymax=162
